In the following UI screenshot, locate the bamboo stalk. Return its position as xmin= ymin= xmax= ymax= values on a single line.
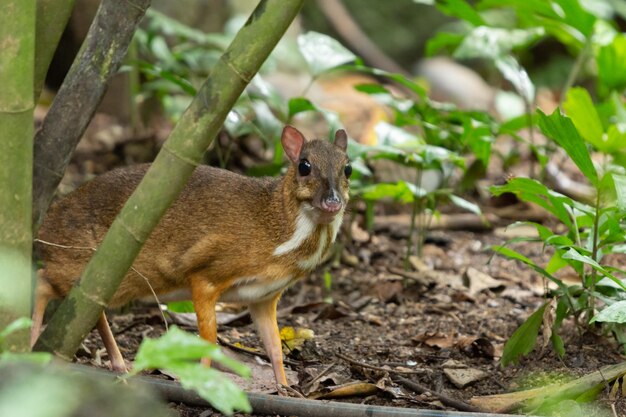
xmin=34 ymin=0 xmax=76 ymax=100
xmin=34 ymin=0 xmax=304 ymax=361
xmin=0 ymin=0 xmax=36 ymax=352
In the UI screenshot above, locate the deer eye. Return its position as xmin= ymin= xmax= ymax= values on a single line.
xmin=298 ymin=159 xmax=311 ymax=176
xmin=344 ymin=163 xmax=352 ymax=179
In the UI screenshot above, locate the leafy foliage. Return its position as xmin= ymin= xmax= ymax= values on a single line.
xmin=129 ymin=326 xmax=251 ymax=415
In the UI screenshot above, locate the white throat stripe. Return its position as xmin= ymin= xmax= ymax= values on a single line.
xmin=273 ymin=205 xmax=316 ymax=256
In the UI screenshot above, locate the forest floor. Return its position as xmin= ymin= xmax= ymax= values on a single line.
xmin=55 ymin=113 xmax=626 ymax=417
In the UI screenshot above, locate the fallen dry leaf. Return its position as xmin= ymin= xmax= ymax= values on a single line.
xmin=280 ymin=326 xmax=315 ymax=351
xmin=413 ymin=331 xmax=455 ymax=349
xmin=463 ymin=267 xmax=504 ymax=296
xmin=317 ymin=381 xmax=379 ymax=399
xmin=444 ymin=367 xmax=488 ymax=388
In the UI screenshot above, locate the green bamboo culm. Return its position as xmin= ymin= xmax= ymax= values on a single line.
xmin=34 ymin=0 xmax=76 ymax=101
xmin=0 ymin=0 xmax=36 ymax=352
xmin=34 ymin=0 xmax=305 ymax=360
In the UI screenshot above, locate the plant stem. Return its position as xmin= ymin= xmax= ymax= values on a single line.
xmin=588 ymin=188 xmax=602 ymax=325
xmin=365 ymin=200 xmax=375 ymax=233
xmin=559 ymin=36 xmax=592 ymax=106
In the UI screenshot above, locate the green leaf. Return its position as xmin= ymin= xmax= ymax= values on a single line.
xmin=613 ymin=174 xmax=626 ymax=211
xmin=501 ymin=302 xmax=549 ymax=366
xmin=131 ymin=326 xmax=249 ymax=377
xmin=436 ymin=0 xmax=486 ymax=26
xmin=166 ymin=301 xmax=195 ymax=313
xmin=591 ymin=300 xmax=626 ymax=324
xmin=360 ymin=181 xmax=426 ymax=203
xmin=454 ymin=26 xmax=545 ymax=61
xmin=537 ymin=109 xmax=598 ymax=186
xmin=288 ymin=97 xmax=317 ymax=119
xmin=297 ymin=32 xmax=356 ymax=77
xmin=0 ymin=317 xmax=32 ymax=346
xmin=597 ymin=33 xmax=626 ymax=93
xmin=425 ymin=31 xmax=465 ymax=56
xmin=0 ymin=352 xmax=52 ymax=365
xmin=175 ymin=363 xmax=251 ymax=415
xmin=494 ymin=55 xmax=535 ymax=103
xmin=550 ymin=332 xmax=565 ymax=358
xmin=562 ymin=87 xmax=604 ymax=151
xmin=449 ymin=195 xmax=481 ymax=215
xmin=130 ymin=327 xmax=251 ymax=415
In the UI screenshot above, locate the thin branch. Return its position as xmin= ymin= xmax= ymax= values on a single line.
xmin=32 ymin=0 xmax=151 ymax=233
xmin=316 ymin=0 xmax=409 ymax=76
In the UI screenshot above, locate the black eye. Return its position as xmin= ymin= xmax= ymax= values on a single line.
xmin=298 ymin=159 xmax=311 ymax=176
xmin=344 ymin=163 xmax=352 ymax=178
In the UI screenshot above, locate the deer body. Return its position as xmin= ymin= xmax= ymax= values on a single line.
xmin=32 ymin=127 xmax=351 ymax=387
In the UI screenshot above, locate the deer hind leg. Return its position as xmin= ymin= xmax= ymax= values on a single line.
xmin=190 ymin=274 xmax=220 ymax=367
xmin=31 ymin=272 xmax=55 ymax=348
xmin=96 ymin=311 xmax=127 ymax=373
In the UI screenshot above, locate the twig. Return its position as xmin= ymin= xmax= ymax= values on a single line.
xmin=336 ymin=352 xmax=428 ymax=375
xmin=216 ymin=336 xmax=300 ymax=367
xmin=393 ymin=375 xmax=483 ymax=413
xmin=316 ymin=0 xmax=409 ymax=76
xmin=63 ymin=363 xmax=517 ymax=417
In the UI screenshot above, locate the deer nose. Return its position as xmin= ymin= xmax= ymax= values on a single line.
xmin=321 ymin=189 xmax=342 ymax=213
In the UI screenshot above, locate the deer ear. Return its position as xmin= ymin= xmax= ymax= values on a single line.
xmin=281 ymin=126 xmax=305 ymax=163
xmin=334 ymin=129 xmax=348 ymax=152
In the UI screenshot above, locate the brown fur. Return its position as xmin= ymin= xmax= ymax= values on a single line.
xmin=33 ymin=127 xmax=350 ymax=385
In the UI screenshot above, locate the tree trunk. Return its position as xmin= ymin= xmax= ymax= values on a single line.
xmin=35 ymin=0 xmax=77 ymax=100
xmin=0 ymin=0 xmax=36 ymax=352
xmin=34 ymin=0 xmax=304 ymax=360
xmin=31 ymin=0 xmax=151 ymax=233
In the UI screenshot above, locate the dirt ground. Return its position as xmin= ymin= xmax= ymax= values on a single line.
xmin=50 ymin=113 xmax=626 ymax=417
xmin=73 ymin=210 xmax=626 ymax=417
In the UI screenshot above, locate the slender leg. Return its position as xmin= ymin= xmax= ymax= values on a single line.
xmin=248 ymin=292 xmax=287 ymax=386
xmin=96 ymin=311 xmax=127 ymax=373
xmin=190 ymin=275 xmax=220 ymax=367
xmin=31 ymin=274 xmax=54 ymax=348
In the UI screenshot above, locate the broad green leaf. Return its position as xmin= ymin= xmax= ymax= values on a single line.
xmin=449 ymin=195 xmax=481 ymax=215
xmin=354 ymin=83 xmax=391 ymax=95
xmin=597 ymin=35 xmax=626 ymax=94
xmin=174 ymin=363 xmax=251 ymax=415
xmin=562 ymin=248 xmax=626 ymax=290
xmin=131 ymin=326 xmax=249 ymax=377
xmin=425 ymin=31 xmax=465 ymax=56
xmin=501 ymin=302 xmax=549 ymax=366
xmin=494 ymin=56 xmax=535 ymax=103
xmin=546 ymin=251 xmax=569 ymax=275
xmin=562 ymin=87 xmax=604 ymax=151
xmin=288 ymin=97 xmax=317 ymax=119
xmin=605 ymin=124 xmax=626 ymax=153
xmin=613 ymin=174 xmax=626 ymax=211
xmin=537 ymin=109 xmax=598 ymax=186
xmin=454 ymin=26 xmax=544 ymax=61
xmin=297 ymin=32 xmax=356 ymax=77
xmin=550 ymin=333 xmax=565 ymax=358
xmin=436 ymin=0 xmax=486 ymax=26
xmin=166 ymin=301 xmax=195 ymax=313
xmin=591 ymin=300 xmax=626 ymax=323
xmin=491 ymin=178 xmax=574 ymax=227
xmin=0 ymin=352 xmax=52 ymax=365
xmin=360 ymin=181 xmax=426 ymax=203
xmin=375 ymin=122 xmax=424 ymax=149
xmin=0 ymin=317 xmax=31 ymax=343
